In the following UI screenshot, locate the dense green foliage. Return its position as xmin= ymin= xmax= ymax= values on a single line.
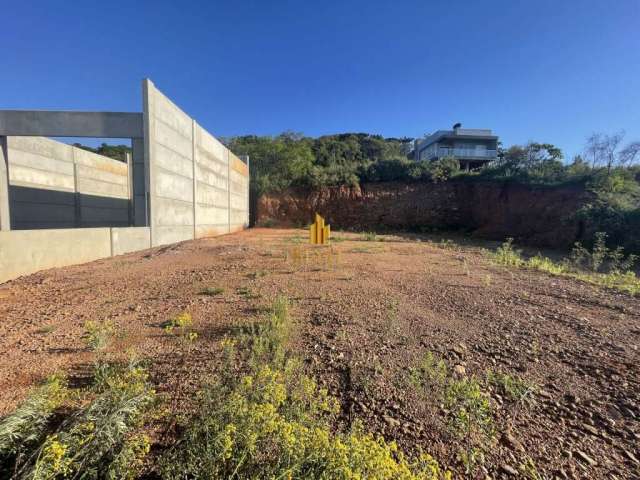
xmin=73 ymin=143 xmax=132 ymax=163
xmin=226 ymin=132 xmax=429 ymax=194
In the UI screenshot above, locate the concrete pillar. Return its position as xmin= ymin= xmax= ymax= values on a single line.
xmin=0 ymin=136 xmax=11 ymax=231
xmin=125 ymin=152 xmax=133 ymax=226
xmin=142 ymin=79 xmax=155 ymax=244
xmin=226 ymin=149 xmax=231 ymax=233
xmin=72 ymin=149 xmax=81 ymax=227
xmin=131 ymin=138 xmax=147 ymax=226
xmin=240 ymin=155 xmax=250 ymax=228
xmin=192 ymin=119 xmax=197 ymax=238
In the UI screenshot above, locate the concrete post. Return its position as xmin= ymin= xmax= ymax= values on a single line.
xmin=226 ymin=149 xmax=231 ymax=233
xmin=131 ymin=138 xmax=147 ymax=227
xmin=192 ymin=120 xmax=197 ymax=239
xmin=142 ymin=79 xmax=155 ymax=244
xmin=125 ymin=152 xmax=133 ymax=226
xmin=0 ymin=136 xmax=10 ymax=231
xmin=241 ymin=155 xmax=250 ymax=228
xmin=72 ymin=148 xmax=81 ymax=227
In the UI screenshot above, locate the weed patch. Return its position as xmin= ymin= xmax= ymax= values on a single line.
xmin=487 ymin=371 xmax=536 ymax=406
xmin=236 ymin=286 xmax=262 ymax=299
xmin=160 ymin=297 xmax=450 ymax=479
xmin=361 ymin=231 xmax=378 ymax=242
xmin=490 ymin=236 xmax=640 ymax=295
xmin=1 ymin=360 xmax=155 ymax=479
xmin=84 ymin=319 xmax=116 ymax=351
xmin=199 ymin=286 xmax=225 ymax=296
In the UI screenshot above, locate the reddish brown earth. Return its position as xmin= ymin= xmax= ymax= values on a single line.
xmin=256 ymin=180 xmax=593 ymax=249
xmin=1 ymin=228 xmax=639 ymax=479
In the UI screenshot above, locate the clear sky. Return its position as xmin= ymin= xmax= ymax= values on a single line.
xmin=2 ymin=0 xmax=639 ymax=159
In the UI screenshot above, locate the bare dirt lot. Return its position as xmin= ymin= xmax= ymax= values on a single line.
xmin=1 ymin=228 xmax=639 ymax=478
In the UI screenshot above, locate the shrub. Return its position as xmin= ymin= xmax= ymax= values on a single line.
xmin=427 ymin=156 xmax=460 ymax=183
xmin=361 ymin=231 xmax=378 ymax=242
xmin=199 ymin=286 xmax=225 ymax=296
xmin=84 ymin=320 xmax=116 ymax=351
xmin=443 ymin=376 xmax=493 ymax=474
xmin=487 ymin=371 xmax=536 ymax=405
xmin=163 ymin=311 xmax=193 ymax=333
xmin=409 ymin=351 xmax=448 ymax=393
xmin=161 ymin=297 xmax=450 ymax=479
xmin=0 ymin=375 xmax=68 ymax=460
xmin=6 ymin=361 xmax=155 ymax=480
xmin=570 ymin=231 xmax=637 ymax=273
xmin=492 ymin=238 xmax=523 ymax=267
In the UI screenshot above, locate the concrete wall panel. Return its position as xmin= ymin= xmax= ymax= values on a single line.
xmin=143 ymin=80 xmax=249 ymax=245
xmin=9 ymin=164 xmax=75 ymax=191
xmin=154 ymin=143 xmax=193 ymax=178
xmin=0 ymin=228 xmax=112 ymax=283
xmin=153 ymin=225 xmax=193 ymax=246
xmin=154 ymin=169 xmax=194 ymax=203
xmin=6 ymin=137 xmax=130 ymax=229
xmin=153 ymin=196 xmax=193 ymax=226
xmin=111 ymin=227 xmax=151 ymax=256
xmin=196 ymin=182 xmax=228 ymax=207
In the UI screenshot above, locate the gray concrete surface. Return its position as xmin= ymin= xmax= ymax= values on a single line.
xmin=6 ymin=137 xmax=129 ymax=229
xmin=111 ymin=227 xmax=151 ymax=255
xmin=0 ymin=79 xmax=249 ymax=282
xmin=0 ymin=228 xmax=112 ymax=283
xmin=0 ymin=137 xmax=10 ymax=231
xmin=143 ymin=80 xmax=249 ymax=247
xmin=0 ymin=111 xmax=143 ymax=138
xmin=0 ymin=226 xmax=152 ymax=282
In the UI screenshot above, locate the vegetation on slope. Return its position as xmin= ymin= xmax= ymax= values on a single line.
xmin=490 ymin=234 xmax=640 ymax=295
xmin=0 ymin=297 xmax=451 ymax=479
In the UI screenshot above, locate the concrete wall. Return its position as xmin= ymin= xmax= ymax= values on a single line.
xmin=144 ymin=80 xmax=249 ymax=247
xmin=111 ymin=226 xmax=151 ymax=256
xmin=229 ymin=152 xmax=250 ymax=232
xmin=6 ymin=137 xmax=130 ymax=229
xmin=0 ymin=79 xmax=250 ymax=282
xmin=0 ymin=226 xmax=151 ymax=283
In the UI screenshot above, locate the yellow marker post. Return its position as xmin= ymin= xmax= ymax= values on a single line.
xmin=309 ymin=213 xmax=331 ymax=244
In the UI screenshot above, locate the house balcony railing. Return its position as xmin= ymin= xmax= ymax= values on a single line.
xmin=437 ymin=148 xmax=497 ymax=159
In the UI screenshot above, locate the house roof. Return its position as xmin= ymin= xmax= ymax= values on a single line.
xmin=417 ymin=129 xmax=498 ymax=150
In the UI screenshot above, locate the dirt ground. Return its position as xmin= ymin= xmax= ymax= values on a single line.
xmin=1 ymin=228 xmax=639 ymax=479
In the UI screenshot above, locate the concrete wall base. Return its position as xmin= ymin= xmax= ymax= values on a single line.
xmin=0 ymin=226 xmax=152 ymax=283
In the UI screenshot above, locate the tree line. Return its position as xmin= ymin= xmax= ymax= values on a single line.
xmin=224 ymin=131 xmax=640 ymax=194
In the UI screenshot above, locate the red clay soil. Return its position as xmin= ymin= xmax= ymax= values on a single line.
xmin=0 ymin=228 xmax=639 ymax=479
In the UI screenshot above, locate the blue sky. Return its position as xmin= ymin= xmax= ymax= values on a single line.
xmin=2 ymin=0 xmax=639 ymax=159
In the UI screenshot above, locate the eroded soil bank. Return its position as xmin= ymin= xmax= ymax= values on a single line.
xmin=0 ymin=229 xmax=638 ymax=478
xmin=256 ymin=180 xmax=593 ymax=249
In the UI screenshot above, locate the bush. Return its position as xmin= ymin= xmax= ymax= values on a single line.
xmin=492 ymin=238 xmax=523 ymax=267
xmin=427 ymin=156 xmax=459 ymax=183
xmin=3 ymin=360 xmax=155 ymax=480
xmin=490 ymin=235 xmax=640 ymax=295
xmin=161 ymin=298 xmax=450 ymax=479
xmin=443 ymin=376 xmax=493 ymax=474
xmin=84 ymin=320 xmax=116 ymax=351
xmin=0 ymin=375 xmax=68 ymax=460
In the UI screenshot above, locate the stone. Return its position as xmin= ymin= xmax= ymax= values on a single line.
xmin=575 ymin=450 xmax=597 ymax=466
xmin=624 ymin=449 xmax=639 ymax=465
xmin=453 ymin=364 xmax=466 ymax=376
xmin=383 ymin=415 xmax=400 ymax=427
xmin=500 ymin=464 xmax=518 ymax=476
xmin=501 ymin=432 xmax=525 ymax=452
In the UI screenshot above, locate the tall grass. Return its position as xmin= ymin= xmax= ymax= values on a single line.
xmin=491 ymin=236 xmax=640 ymax=295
